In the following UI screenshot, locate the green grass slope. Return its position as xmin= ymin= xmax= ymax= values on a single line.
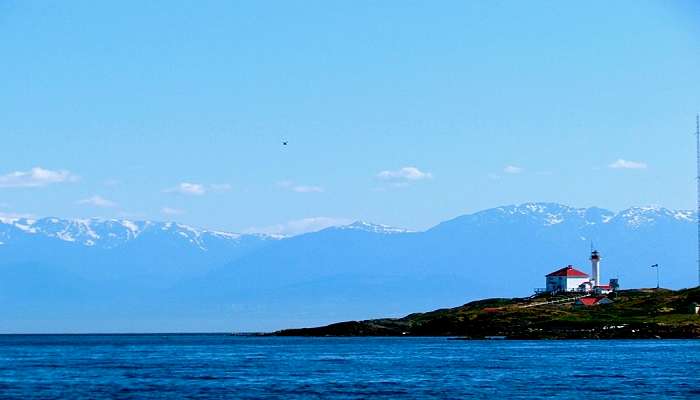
xmin=275 ymin=288 xmax=700 ymax=339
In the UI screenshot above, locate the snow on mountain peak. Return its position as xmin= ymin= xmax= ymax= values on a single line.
xmin=497 ymin=202 xmax=578 ymax=216
xmin=497 ymin=204 xmax=696 ymax=229
xmin=13 ymin=219 xmax=38 ymax=233
xmin=338 ymin=221 xmax=411 ymax=234
xmin=210 ymin=230 xmax=243 ymax=240
xmin=0 ymin=217 xmax=265 ymax=249
xmin=485 ymin=203 xmax=697 ymax=229
xmin=614 ymin=206 xmax=695 ymax=227
xmin=673 ymin=210 xmax=694 ymax=221
xmin=493 ymin=203 xmax=588 ymax=225
xmin=120 ymin=220 xmax=142 ymax=237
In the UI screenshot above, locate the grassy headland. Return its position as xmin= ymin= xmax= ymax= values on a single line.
xmin=275 ymin=288 xmax=700 ymax=339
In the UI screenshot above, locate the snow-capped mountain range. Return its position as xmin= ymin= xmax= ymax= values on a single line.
xmin=442 ymin=203 xmax=694 ymax=229
xmin=0 ymin=217 xmax=255 ymax=249
xmin=1 ymin=203 xmax=697 ymax=333
xmin=0 ymin=203 xmax=692 ymax=248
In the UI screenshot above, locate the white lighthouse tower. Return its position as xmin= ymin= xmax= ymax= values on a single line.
xmin=590 ymin=250 xmax=601 ymax=287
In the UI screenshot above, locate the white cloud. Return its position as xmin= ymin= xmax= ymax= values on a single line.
xmin=609 ymin=159 xmax=648 ymax=169
xmin=77 ymin=195 xmax=117 ymax=208
xmin=246 ymin=217 xmax=352 ymax=236
xmin=0 ymin=211 xmax=35 ymax=219
xmin=277 ymin=181 xmax=324 ymax=193
xmin=0 ymin=211 xmax=36 ymax=223
xmin=292 ymin=185 xmax=324 ymax=193
xmin=0 ymin=167 xmax=78 ymax=188
xmin=165 ymin=182 xmax=232 ymax=196
xmin=503 ymin=165 xmax=523 ymax=174
xmin=161 ymin=207 xmax=184 ymax=216
xmin=377 ymin=166 xmax=432 ymax=181
xmin=166 ymin=182 xmax=207 ymax=196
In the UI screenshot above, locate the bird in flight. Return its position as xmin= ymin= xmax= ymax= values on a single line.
xmin=282 ymin=140 xmax=288 ymax=146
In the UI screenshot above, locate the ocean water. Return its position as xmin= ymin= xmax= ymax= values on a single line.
xmin=0 ymin=335 xmax=699 ymax=399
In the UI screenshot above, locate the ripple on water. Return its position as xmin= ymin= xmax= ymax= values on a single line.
xmin=0 ymin=336 xmax=699 ymax=399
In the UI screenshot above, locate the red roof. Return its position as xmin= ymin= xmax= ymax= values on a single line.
xmin=596 ymin=285 xmax=612 ymax=289
xmin=546 ymin=265 xmax=589 ymax=278
xmin=576 ymin=297 xmax=599 ymax=306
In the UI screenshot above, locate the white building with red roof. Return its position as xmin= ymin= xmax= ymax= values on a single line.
xmin=542 ymin=250 xmax=619 ymax=294
xmin=545 ymin=265 xmax=590 ymax=293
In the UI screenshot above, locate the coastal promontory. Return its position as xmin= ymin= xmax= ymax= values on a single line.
xmin=275 ymin=288 xmax=700 ymax=339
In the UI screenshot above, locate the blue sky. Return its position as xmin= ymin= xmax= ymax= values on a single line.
xmin=1 ymin=1 xmax=699 ymax=234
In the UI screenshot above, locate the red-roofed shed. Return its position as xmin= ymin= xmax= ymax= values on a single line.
xmin=575 ymin=297 xmax=599 ymax=307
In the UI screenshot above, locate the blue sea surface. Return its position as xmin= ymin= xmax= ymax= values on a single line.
xmin=0 ymin=335 xmax=698 ymax=399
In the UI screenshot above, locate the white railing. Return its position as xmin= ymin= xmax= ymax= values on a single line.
xmin=520 ymin=294 xmax=587 ymax=308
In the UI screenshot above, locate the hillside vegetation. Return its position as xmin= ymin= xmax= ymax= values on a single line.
xmin=276 ymin=288 xmax=700 ymax=339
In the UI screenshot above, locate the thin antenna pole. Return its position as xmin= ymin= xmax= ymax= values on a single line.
xmin=696 ymin=114 xmax=700 ymax=287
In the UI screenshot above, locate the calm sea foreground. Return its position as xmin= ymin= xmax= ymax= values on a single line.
xmin=0 ymin=335 xmax=698 ymax=399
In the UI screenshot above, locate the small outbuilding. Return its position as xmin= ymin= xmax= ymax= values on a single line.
xmin=691 ymin=302 xmax=699 ymax=315
xmin=575 ymin=297 xmax=599 ymax=307
xmin=594 ymin=284 xmax=613 ymax=295
xmin=597 ymin=297 xmax=614 ymax=305
xmin=575 ymin=296 xmax=613 ymax=307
